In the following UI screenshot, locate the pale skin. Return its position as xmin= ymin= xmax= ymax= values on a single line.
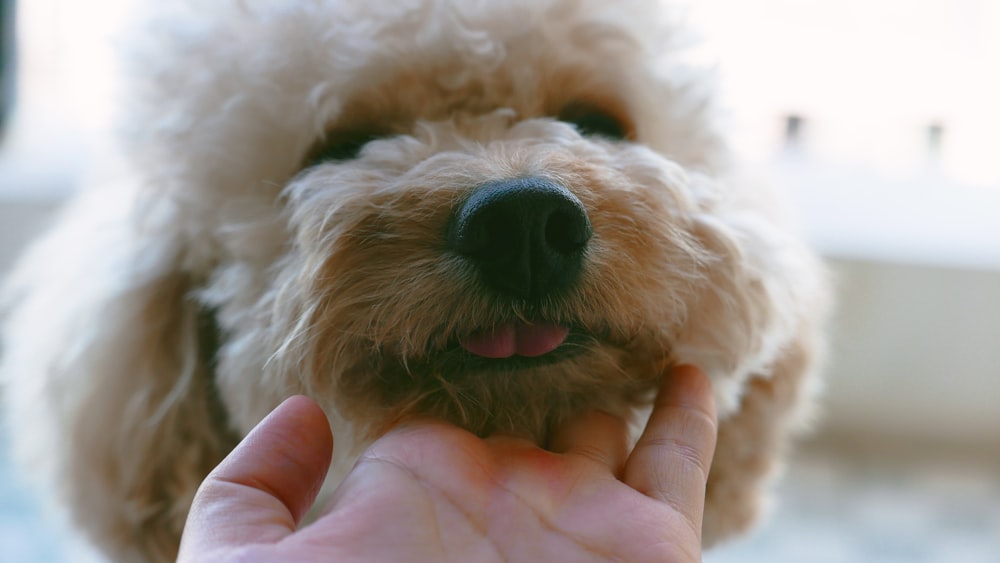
xmin=178 ymin=365 xmax=718 ymax=562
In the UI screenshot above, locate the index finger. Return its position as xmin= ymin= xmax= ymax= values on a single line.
xmin=623 ymin=365 xmax=717 ymax=533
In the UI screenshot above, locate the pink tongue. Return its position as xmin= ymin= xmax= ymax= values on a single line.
xmin=460 ymin=324 xmax=570 ymax=359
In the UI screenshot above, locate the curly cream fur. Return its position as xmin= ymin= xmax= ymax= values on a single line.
xmin=1 ymin=1 xmax=827 ymax=561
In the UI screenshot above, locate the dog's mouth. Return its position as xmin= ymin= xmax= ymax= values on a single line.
xmin=433 ymin=321 xmax=594 ymax=372
xmin=381 ymin=317 xmax=616 ymax=375
xmin=460 ymin=323 xmax=569 ymax=359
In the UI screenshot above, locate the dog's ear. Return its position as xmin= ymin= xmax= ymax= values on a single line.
xmin=76 ymin=271 xmax=236 ymax=561
xmin=1 ymin=195 xmax=237 ymax=562
xmin=701 ymin=321 xmax=823 ymax=545
xmin=669 ymin=180 xmax=827 ymax=544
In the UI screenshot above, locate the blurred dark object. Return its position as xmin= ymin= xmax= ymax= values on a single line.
xmin=0 ymin=0 xmax=13 ymax=141
xmin=784 ymin=114 xmax=804 ymax=148
xmin=927 ymin=121 xmax=944 ymax=158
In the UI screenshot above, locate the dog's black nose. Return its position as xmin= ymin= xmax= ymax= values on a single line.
xmin=449 ymin=177 xmax=592 ymax=299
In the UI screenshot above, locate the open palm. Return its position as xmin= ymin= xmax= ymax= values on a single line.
xmin=179 ymin=366 xmax=717 ymax=562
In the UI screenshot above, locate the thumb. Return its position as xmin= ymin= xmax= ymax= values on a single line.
xmin=624 ymin=365 xmax=718 ymax=540
xmin=178 ymin=395 xmax=334 ymax=560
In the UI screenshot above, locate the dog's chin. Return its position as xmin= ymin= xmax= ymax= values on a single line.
xmin=349 ymin=321 xmax=660 ymax=439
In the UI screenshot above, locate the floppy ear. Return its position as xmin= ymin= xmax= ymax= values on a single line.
xmin=701 ymin=323 xmax=823 ymax=545
xmin=669 ymin=179 xmax=828 ymax=544
xmin=68 ymin=271 xmax=237 ymax=562
xmin=1 ymin=191 xmax=237 ymax=562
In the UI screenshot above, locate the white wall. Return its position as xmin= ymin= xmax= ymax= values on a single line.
xmin=823 ymin=258 xmax=1000 ymax=450
xmin=0 ymin=200 xmax=57 ymax=274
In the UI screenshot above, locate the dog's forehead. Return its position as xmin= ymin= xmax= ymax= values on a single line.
xmin=122 ymin=0 xmax=719 ymax=191
xmin=294 ymin=2 xmax=655 ymax=132
xmin=130 ymin=0 xmax=664 ymax=115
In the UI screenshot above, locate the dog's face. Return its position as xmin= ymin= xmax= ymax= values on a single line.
xmin=287 ymin=111 xmax=711 ymax=436
xmin=129 ymin=1 xmax=774 ymax=441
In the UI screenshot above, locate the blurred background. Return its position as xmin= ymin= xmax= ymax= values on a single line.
xmin=0 ymin=0 xmax=998 ymax=561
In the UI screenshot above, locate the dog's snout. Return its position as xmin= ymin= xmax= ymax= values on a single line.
xmin=449 ymin=176 xmax=591 ymax=299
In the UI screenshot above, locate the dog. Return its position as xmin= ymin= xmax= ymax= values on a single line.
xmin=0 ymin=1 xmax=827 ymax=560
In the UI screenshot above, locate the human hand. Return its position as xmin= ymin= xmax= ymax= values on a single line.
xmin=178 ymin=365 xmax=718 ymax=562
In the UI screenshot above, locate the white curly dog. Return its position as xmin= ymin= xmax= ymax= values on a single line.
xmin=1 ymin=1 xmax=827 ymax=560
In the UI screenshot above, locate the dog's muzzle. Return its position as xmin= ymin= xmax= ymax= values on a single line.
xmin=448 ymin=176 xmax=592 ymax=300
xmin=447 ymin=176 xmax=592 ymax=361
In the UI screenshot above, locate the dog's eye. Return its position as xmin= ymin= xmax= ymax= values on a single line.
xmin=304 ymin=130 xmax=381 ymax=167
xmin=557 ymin=102 xmax=632 ymax=140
